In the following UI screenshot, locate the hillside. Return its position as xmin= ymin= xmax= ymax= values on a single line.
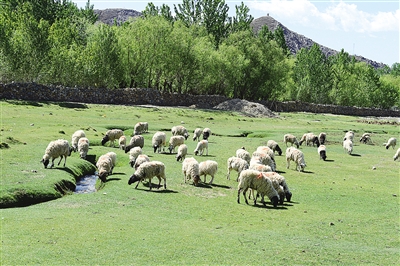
xmin=94 ymin=8 xmax=386 ymax=68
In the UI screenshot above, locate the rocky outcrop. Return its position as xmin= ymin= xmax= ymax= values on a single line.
xmin=94 ymin=9 xmax=142 ymax=25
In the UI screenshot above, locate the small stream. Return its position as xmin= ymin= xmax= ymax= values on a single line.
xmin=74 ymin=174 xmax=98 ymax=193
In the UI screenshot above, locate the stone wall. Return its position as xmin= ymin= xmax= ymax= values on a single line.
xmin=1 ymin=82 xmax=399 ymax=117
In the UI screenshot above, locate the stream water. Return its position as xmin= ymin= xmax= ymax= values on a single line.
xmin=74 ymin=174 xmax=98 ymax=193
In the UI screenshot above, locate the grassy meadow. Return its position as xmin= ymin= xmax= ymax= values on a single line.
xmin=0 ymin=99 xmax=399 ymax=265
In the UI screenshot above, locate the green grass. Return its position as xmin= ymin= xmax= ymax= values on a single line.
xmin=1 ymin=99 xmax=399 ymax=265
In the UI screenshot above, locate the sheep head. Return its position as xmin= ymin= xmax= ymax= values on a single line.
xmin=98 ymin=171 xmax=108 ymax=183
xmin=41 ymin=158 xmax=50 ymax=168
xmin=193 ymin=175 xmax=200 ymax=186
xmin=203 ymin=132 xmax=210 ymax=140
xmin=285 ymin=191 xmax=292 ymax=202
xmin=128 ymin=174 xmax=140 ymax=185
xmin=101 ymin=135 xmax=110 ymax=146
xmin=270 ymin=196 xmax=279 ymax=208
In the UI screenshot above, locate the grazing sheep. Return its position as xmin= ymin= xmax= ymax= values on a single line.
xmin=199 ymin=160 xmax=218 ymax=184
xmin=236 ymin=147 xmax=251 ymax=164
xmin=193 ymin=128 xmax=202 ymax=142
xmin=286 ymin=147 xmax=306 ymax=172
xmin=263 ymin=172 xmax=292 ymax=204
xmin=102 ymin=129 xmax=124 ymax=147
xmin=393 ymin=148 xmax=400 ymax=161
xmin=71 ymin=130 xmax=85 ymax=152
xmin=317 ymin=145 xmax=327 ymax=161
xmin=133 ymin=154 xmax=150 ymax=170
xmin=77 ymin=137 xmax=89 ymax=159
xmin=318 ymin=132 xmax=327 ymax=145
xmin=134 ymin=122 xmax=148 ymax=135
xmin=168 ymin=135 xmax=185 ymax=154
xmin=256 ymin=146 xmax=275 ymax=160
xmin=182 ymin=157 xmax=201 ymax=186
xmin=202 ymin=128 xmax=211 ymax=140
xmin=194 ymin=140 xmax=208 ymax=156
xmin=128 ymin=147 xmax=142 ymax=168
xmin=359 ymin=133 xmax=371 ymax=144
xmin=249 ymin=163 xmax=272 ymax=173
xmin=384 ymin=137 xmax=397 ymax=150
xmin=118 ymin=135 xmax=126 ymax=150
xmin=283 ymin=134 xmax=300 ymax=148
xmin=172 ymin=125 xmax=189 ymax=140
xmin=41 ymin=139 xmax=72 ymax=168
xmin=226 ymin=156 xmax=249 ymax=180
xmin=176 ymin=144 xmax=188 ymax=162
xmin=237 ymin=169 xmax=279 ymax=208
xmin=251 ymin=151 xmax=276 ymax=171
xmin=128 ymin=161 xmax=166 ymax=190
xmin=266 ymin=140 xmax=282 ymax=156
xmin=299 ymin=133 xmax=319 ymax=147
xmin=96 ymin=154 xmax=113 ymax=183
xmin=105 ymin=152 xmax=117 ymax=174
xmin=152 ymin=132 xmax=167 ymax=153
xmin=343 ymin=139 xmax=353 ymax=154
xmin=343 ymin=131 xmax=354 ymax=141
xmin=125 ymin=135 xmax=144 ymax=153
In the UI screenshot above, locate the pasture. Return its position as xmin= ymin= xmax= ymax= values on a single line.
xmin=1 ymin=99 xmax=399 ymax=265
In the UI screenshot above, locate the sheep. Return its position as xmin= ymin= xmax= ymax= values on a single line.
xmin=194 ymin=140 xmax=208 ymax=156
xmin=118 ymin=135 xmax=126 ymax=150
xmin=393 ymin=147 xmax=400 ymax=161
xmin=318 ymin=132 xmax=327 ymax=145
xmin=343 ymin=131 xmax=354 ymax=141
xmin=125 ymin=135 xmax=144 ymax=153
xmin=237 ymin=169 xmax=279 ymax=208
xmin=171 ymin=125 xmax=189 ymax=140
xmin=317 ymin=145 xmax=327 ymax=161
xmin=202 ymin=128 xmax=211 ymax=140
xmin=102 ymin=129 xmax=124 ymax=147
xmin=236 ymin=147 xmax=251 ymax=164
xmin=41 ymin=139 xmax=72 ymax=168
xmin=283 ymin=134 xmax=299 ymax=148
xmin=384 ymin=137 xmax=397 ymax=150
xmin=193 ymin=128 xmax=202 ymax=142
xmin=266 ymin=140 xmax=282 ymax=156
xmin=128 ymin=146 xmax=142 ymax=168
xmin=134 ymin=122 xmax=148 ymax=135
xmin=168 ymin=135 xmax=185 ymax=153
xmin=71 ymin=130 xmax=85 ymax=152
xmin=128 ymin=161 xmax=166 ymax=190
xmin=133 ymin=154 xmax=150 ymax=170
xmin=226 ymin=156 xmax=249 ymax=181
xmin=152 ymin=132 xmax=167 ymax=153
xmin=299 ymin=133 xmax=319 ymax=147
xmin=249 ymin=163 xmax=272 ymax=173
xmin=359 ymin=133 xmax=371 ymax=144
xmin=199 ymin=160 xmax=218 ymax=184
xmin=77 ymin=137 xmax=89 ymax=159
xmin=286 ymin=147 xmax=306 ymax=172
xmin=263 ymin=172 xmax=292 ymax=204
xmin=182 ymin=157 xmax=201 ymax=186
xmin=105 ymin=152 xmax=117 ymax=174
xmin=96 ymin=154 xmax=113 ymax=183
xmin=251 ymin=151 xmax=276 ymax=171
xmin=176 ymin=144 xmax=188 ymax=162
xmin=256 ymin=146 xmax=276 ymax=162
xmin=343 ymin=139 xmax=353 ymax=155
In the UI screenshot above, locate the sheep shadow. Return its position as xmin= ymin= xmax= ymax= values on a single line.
xmin=105 ymin=177 xmax=122 ymax=182
xmin=323 ymin=159 xmax=335 ymax=162
xmin=350 ymin=153 xmax=362 ymax=157
xmin=56 ymin=102 xmax=88 ymax=109
xmin=210 ymin=183 xmax=232 ymax=189
xmin=195 ymin=183 xmax=213 ymax=189
xmin=134 ymin=183 xmax=178 ymax=193
xmin=251 ymin=203 xmax=288 ymax=210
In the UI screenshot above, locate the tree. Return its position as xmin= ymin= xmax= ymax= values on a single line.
xmin=174 ymin=0 xmax=202 ymax=27
xmin=201 ymin=0 xmax=230 ymax=48
xmin=230 ymin=1 xmax=253 ymax=33
xmin=273 ymin=26 xmax=289 ymax=56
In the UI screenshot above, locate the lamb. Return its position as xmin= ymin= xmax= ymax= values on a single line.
xmin=317 ymin=145 xmax=327 ymax=161
xmin=133 ymin=154 xmax=150 ymax=170
xmin=199 ymin=160 xmax=218 ymax=184
xmin=251 ymin=151 xmax=276 ymax=171
xmin=71 ymin=130 xmax=85 ymax=152
xmin=128 ymin=146 xmax=142 ymax=168
xmin=283 ymin=134 xmax=299 ymax=148
xmin=343 ymin=139 xmax=353 ymax=154
xmin=176 ymin=144 xmax=188 ymax=162
xmin=182 ymin=157 xmax=201 ymax=186
xmin=226 ymin=156 xmax=249 ymax=180
xmin=77 ymin=137 xmax=89 ymax=159
xmin=152 ymin=132 xmax=167 ymax=153
xmin=101 ymin=129 xmax=124 ymax=147
xmin=262 ymin=172 xmax=292 ymax=204
xmin=286 ymin=147 xmax=306 ymax=172
xmin=318 ymin=132 xmax=327 ymax=145
xmin=124 ymin=135 xmax=144 ymax=153
xmin=343 ymin=131 xmax=354 ymax=141
xmin=299 ymin=133 xmax=319 ymax=147
xmin=384 ymin=137 xmax=397 ymax=150
xmin=393 ymin=148 xmax=400 ymax=161
xmin=237 ymin=169 xmax=279 ymax=208
xmin=41 ymin=139 xmax=72 ymax=168
xmin=134 ymin=122 xmax=148 ymax=135
xmin=168 ymin=135 xmax=185 ymax=153
xmin=236 ymin=147 xmax=251 ymax=164
xmin=359 ymin=133 xmax=371 ymax=144
xmin=171 ymin=125 xmax=189 ymax=140
xmin=96 ymin=154 xmax=113 ymax=182
xmin=128 ymin=161 xmax=166 ymax=190
xmin=194 ymin=140 xmax=208 ymax=156
xmin=118 ymin=135 xmax=126 ymax=150
xmin=202 ymin=128 xmax=211 ymax=140
xmin=193 ymin=128 xmax=202 ymax=141
xmin=266 ymin=140 xmax=282 ymax=156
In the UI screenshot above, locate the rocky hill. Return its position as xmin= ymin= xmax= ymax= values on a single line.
xmin=94 ymin=9 xmax=386 ymax=68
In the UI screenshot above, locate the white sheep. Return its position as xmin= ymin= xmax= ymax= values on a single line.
xmin=125 ymin=135 xmax=144 ymax=153
xmin=128 ymin=161 xmax=166 ymax=190
xmin=41 ymin=139 xmax=72 ymax=168
xmin=343 ymin=139 xmax=353 ymax=154
xmin=77 ymin=137 xmax=89 ymax=159
xmin=317 ymin=145 xmax=327 ymax=161
xmin=256 ymin=146 xmax=275 ymax=161
xmin=226 ymin=156 xmax=249 ymax=181
xmin=263 ymin=171 xmax=292 ymax=204
xmin=266 ymin=140 xmax=282 ymax=156
xmin=249 ymin=163 xmax=272 ymax=173
xmin=134 ymin=154 xmax=150 ymax=170
xmin=393 ymin=147 xmax=400 ymax=161
xmin=101 ymin=129 xmax=124 ymax=147
xmin=237 ymin=169 xmax=279 ymax=208
xmin=118 ymin=135 xmax=126 ymax=150
xmin=359 ymin=133 xmax=371 ymax=144
xmin=384 ymin=137 xmax=397 ymax=150
xmin=283 ymin=134 xmax=299 ymax=148
xmin=182 ymin=157 xmax=200 ymax=186
xmin=128 ymin=146 xmax=142 ymax=168
xmin=105 ymin=151 xmax=117 ymax=174
xmin=236 ymin=147 xmax=251 ymax=164
xmin=299 ymin=133 xmax=319 ymax=146
xmin=168 ymin=135 xmax=185 ymax=153
xmin=172 ymin=125 xmax=189 ymax=140
xmin=193 ymin=128 xmax=202 ymax=142
xmin=152 ymin=132 xmax=167 ymax=153
xmin=71 ymin=130 xmax=85 ymax=152
xmin=199 ymin=160 xmax=218 ymax=184
xmin=202 ymin=127 xmax=211 ymax=140
xmin=134 ymin=122 xmax=148 ymax=135
xmin=251 ymin=151 xmax=276 ymax=172
xmin=194 ymin=140 xmax=208 ymax=156
xmin=343 ymin=131 xmax=354 ymax=141
xmin=318 ymin=132 xmax=327 ymax=145
xmin=96 ymin=154 xmax=113 ymax=183
xmin=286 ymin=147 xmax=306 ymax=172
xmin=176 ymin=144 xmax=188 ymax=162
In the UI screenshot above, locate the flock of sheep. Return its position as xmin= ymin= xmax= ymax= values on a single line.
xmin=40 ymin=121 xmax=399 ymax=209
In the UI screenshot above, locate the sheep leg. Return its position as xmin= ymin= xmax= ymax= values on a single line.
xmin=237 ymin=188 xmax=242 ymax=204
xmin=243 ymin=188 xmax=249 ymax=205
xmin=203 ymin=175 xmax=207 ymax=183
xmin=208 ymin=175 xmax=214 ymax=185
xmin=226 ymin=169 xmax=230 ymax=180
xmin=206 ymin=147 xmax=208 ymax=156
xmin=57 ymin=156 xmax=63 ymax=166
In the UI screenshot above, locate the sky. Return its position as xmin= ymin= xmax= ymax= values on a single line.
xmin=72 ymin=0 xmax=400 ymax=66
